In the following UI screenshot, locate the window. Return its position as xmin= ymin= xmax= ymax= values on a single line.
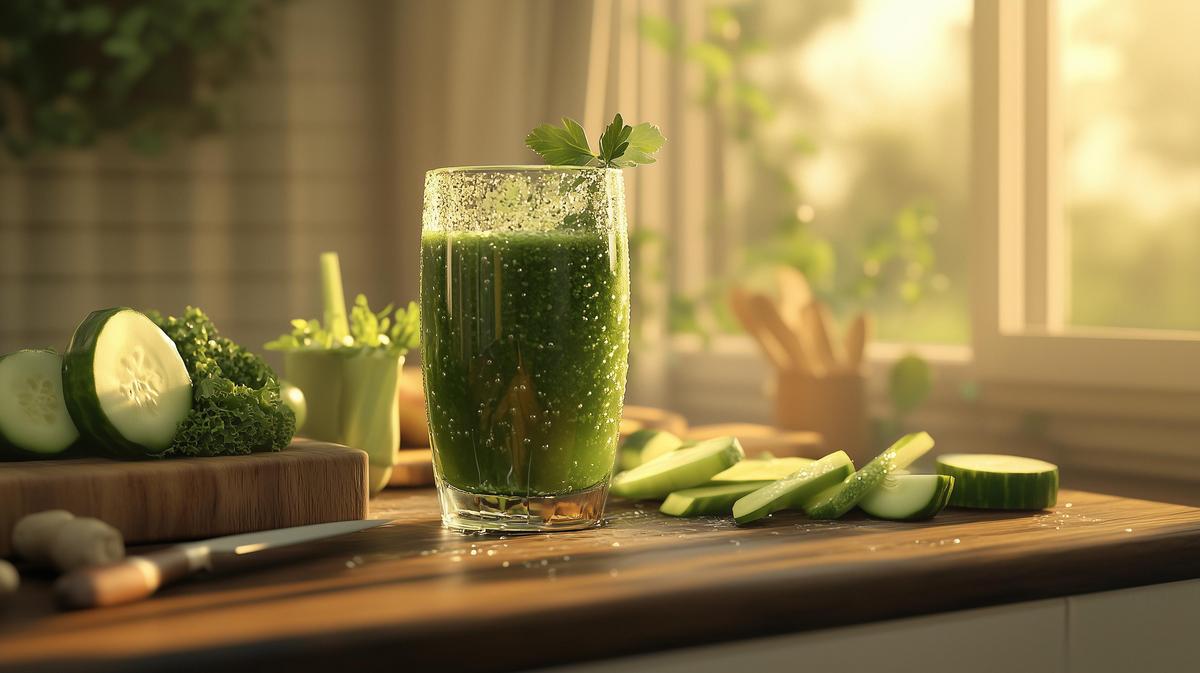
xmin=630 ymin=0 xmax=1199 ymax=422
xmin=972 ymin=0 xmax=1200 ymax=392
xmin=1062 ymin=0 xmax=1200 ymax=332
xmin=639 ymin=0 xmax=972 ymax=347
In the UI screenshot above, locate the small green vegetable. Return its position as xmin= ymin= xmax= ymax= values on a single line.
xmin=265 ymin=254 xmax=419 ymax=357
xmin=149 ymin=307 xmax=295 ymax=457
xmin=280 ymin=381 xmax=307 ymax=432
xmin=525 ymin=113 xmax=666 ymax=168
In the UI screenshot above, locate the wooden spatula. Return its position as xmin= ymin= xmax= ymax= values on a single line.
xmin=728 ymin=288 xmax=792 ymax=371
xmin=802 ymin=301 xmax=841 ymax=374
xmin=745 ymin=291 xmax=812 ymax=375
xmin=844 ymin=313 xmax=870 ymax=370
xmin=775 ymin=266 xmax=813 ymax=333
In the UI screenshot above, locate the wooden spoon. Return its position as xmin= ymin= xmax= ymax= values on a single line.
xmin=803 ymin=301 xmax=841 ymax=373
xmin=728 ymin=288 xmax=792 ymax=371
xmin=844 ymin=313 xmax=870 ymax=370
xmin=775 ymin=266 xmax=813 ymax=333
xmin=746 ymin=292 xmax=812 ymax=375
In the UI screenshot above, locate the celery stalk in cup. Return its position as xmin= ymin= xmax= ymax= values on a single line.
xmin=266 ymin=252 xmax=419 ymax=494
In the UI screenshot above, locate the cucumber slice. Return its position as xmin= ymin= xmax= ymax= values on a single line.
xmin=660 ymin=482 xmax=763 ymax=517
xmin=63 ymin=308 xmax=193 ymax=457
xmin=937 ymin=454 xmax=1059 ymax=510
xmin=805 ymin=432 xmax=935 ymax=520
xmin=732 ymin=451 xmax=855 ymax=525
xmin=859 ymin=474 xmax=955 ymax=521
xmin=619 ymin=429 xmax=684 ymax=471
xmin=0 ymin=350 xmax=79 ymax=456
xmin=710 ymin=457 xmax=814 ymax=483
xmin=610 ymin=436 xmax=744 ymax=500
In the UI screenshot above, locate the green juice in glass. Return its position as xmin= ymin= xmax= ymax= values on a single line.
xmin=419 ymin=167 xmax=630 ymax=529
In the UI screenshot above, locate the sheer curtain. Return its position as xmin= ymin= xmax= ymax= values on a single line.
xmin=386 ymin=0 xmax=713 ymax=407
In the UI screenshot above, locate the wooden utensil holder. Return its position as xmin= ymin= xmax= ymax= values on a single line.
xmin=773 ymin=370 xmax=869 ymax=464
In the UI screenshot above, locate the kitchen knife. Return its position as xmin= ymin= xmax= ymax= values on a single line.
xmin=55 ymin=519 xmax=390 ymax=609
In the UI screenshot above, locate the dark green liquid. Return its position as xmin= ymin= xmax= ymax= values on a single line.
xmin=419 ymin=229 xmax=629 ymax=496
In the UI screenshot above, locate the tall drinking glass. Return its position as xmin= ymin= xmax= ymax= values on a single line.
xmin=420 ymin=166 xmax=630 ymax=532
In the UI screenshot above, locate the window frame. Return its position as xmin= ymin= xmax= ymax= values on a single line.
xmin=970 ymin=0 xmax=1200 ymax=393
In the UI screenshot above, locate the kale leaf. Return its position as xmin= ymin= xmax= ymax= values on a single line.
xmin=149 ymin=306 xmax=295 ymax=457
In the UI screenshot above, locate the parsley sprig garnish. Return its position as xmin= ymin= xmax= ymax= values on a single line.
xmin=525 ymin=113 xmax=666 ymax=168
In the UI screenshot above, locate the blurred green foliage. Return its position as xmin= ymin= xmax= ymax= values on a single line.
xmin=888 ymin=354 xmax=933 ymax=416
xmin=0 ymin=0 xmax=278 ymax=157
xmin=636 ymin=3 xmax=955 ymax=343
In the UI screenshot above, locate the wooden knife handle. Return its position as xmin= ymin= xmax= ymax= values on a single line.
xmin=55 ymin=547 xmax=198 ymax=609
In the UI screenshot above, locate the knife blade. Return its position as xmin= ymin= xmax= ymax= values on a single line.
xmin=55 ymin=519 xmax=390 ymax=610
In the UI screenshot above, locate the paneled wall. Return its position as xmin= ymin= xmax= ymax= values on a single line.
xmin=0 ymin=1 xmax=400 ymax=364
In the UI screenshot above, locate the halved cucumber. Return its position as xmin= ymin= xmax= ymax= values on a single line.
xmin=63 ymin=308 xmax=192 ymax=458
xmin=0 ymin=350 xmax=79 ymax=456
xmin=619 ymin=429 xmax=684 ymax=471
xmin=710 ymin=457 xmax=814 ymax=483
xmin=610 ymin=436 xmax=744 ymax=500
xmin=732 ymin=450 xmax=854 ymax=525
xmin=660 ymin=482 xmax=762 ymax=517
xmin=937 ymin=454 xmax=1059 ymax=510
xmin=805 ymin=432 xmax=935 ymax=520
xmin=859 ymin=474 xmax=955 ymax=521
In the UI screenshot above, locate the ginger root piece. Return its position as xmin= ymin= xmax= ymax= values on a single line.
xmin=48 ymin=517 xmax=125 ymax=572
xmin=12 ymin=510 xmax=75 ymax=564
xmin=0 ymin=559 xmax=18 ymax=598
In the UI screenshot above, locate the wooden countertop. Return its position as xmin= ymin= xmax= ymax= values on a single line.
xmin=3 ymin=489 xmax=1200 ymax=673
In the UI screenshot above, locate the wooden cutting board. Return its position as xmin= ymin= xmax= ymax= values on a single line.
xmin=388 ymin=449 xmax=434 ymax=487
xmin=0 ymin=439 xmax=368 ymax=557
xmin=687 ymin=423 xmax=824 ymax=458
xmin=620 ymin=404 xmax=689 ymax=439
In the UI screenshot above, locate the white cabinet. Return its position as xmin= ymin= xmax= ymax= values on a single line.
xmin=533 ymin=580 xmax=1200 ymax=673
